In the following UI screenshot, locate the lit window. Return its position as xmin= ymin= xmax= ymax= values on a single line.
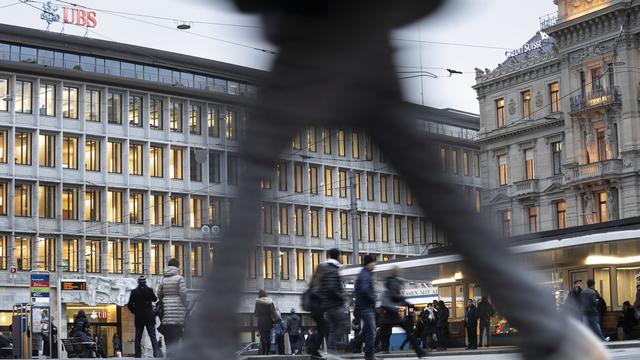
xmin=190 ymin=148 xmax=202 ymax=182
xmin=108 ymin=140 xmax=122 ymax=173
xmin=522 ymin=90 xmax=532 ymax=119
xmin=452 ymin=149 xmax=458 ymax=174
xmin=170 ymin=100 xmax=183 ymax=132
xmin=0 ymin=129 xmax=6 ymax=163
xmin=555 ymin=201 xmax=566 ymax=229
xmin=310 ymin=208 xmax=319 ymax=237
xmin=550 ymin=82 xmax=560 ymax=113
xmin=189 ymin=104 xmax=201 ymax=134
xmin=151 ymin=242 xmax=164 ymax=275
xmin=309 ymin=166 xmax=318 ymax=194
xmin=39 ymin=133 xmax=55 ymax=167
xmin=129 ymin=192 xmax=143 ymax=224
xmin=85 ymin=89 xmax=101 ymax=122
xmin=15 ymin=236 xmax=31 ymax=271
xmin=380 ymin=175 xmax=388 ymax=203
xmin=406 ymin=188 xmax=414 ymax=206
xmin=408 ymin=218 xmax=416 ymax=244
xmin=62 ymin=135 xmax=78 ymax=169
xmin=498 ymin=155 xmax=509 ymax=186
xmin=150 ymin=98 xmax=163 ymax=130
xmin=150 ymin=145 xmax=163 ymax=177
xmin=225 ymin=110 xmax=236 ymax=140
xmin=279 ymin=206 xmax=288 ymax=235
xmin=337 ymin=129 xmax=346 ymax=156
xmin=366 ymin=173 xmax=374 ymax=201
xmin=107 ymin=189 xmax=123 ymax=223
xmin=15 ymin=80 xmax=32 ymax=114
xmin=62 ymin=238 xmax=79 ymax=272
xmin=207 ymin=106 xmax=219 ymax=137
xmin=34 ymin=237 xmax=54 ymax=272
xmin=150 ymin=193 xmax=164 ymax=226
xmin=326 ymin=209 xmax=334 ymax=239
xmin=474 ymin=152 xmax=480 ymax=177
xmin=308 ymin=127 xmax=317 ymax=152
xmin=296 ymin=250 xmax=305 ymax=280
xmin=262 ymin=203 xmax=273 ymax=234
xmin=108 ymin=239 xmax=123 ymax=273
xmin=280 ymin=250 xmax=289 ymax=280
xmin=500 ymin=210 xmax=511 ymax=237
xmin=292 ymin=131 xmax=301 ymax=150
xmin=394 ymin=216 xmax=402 ymax=243
xmin=171 ymin=244 xmax=185 ymax=275
xmin=323 ymin=128 xmax=332 ymax=155
xmin=170 ymin=147 xmax=183 ymax=180
xmin=191 ymin=244 xmax=204 ymax=277
xmin=364 ymin=135 xmax=373 ymax=161
xmin=129 ymin=241 xmax=144 ymax=274
xmin=263 ymin=248 xmax=273 ymax=279
xmin=598 ymin=191 xmax=608 ymax=223
xmin=381 ymin=215 xmax=389 ymax=243
xmin=392 ymin=176 xmax=400 ymax=204
xmin=339 ymin=169 xmax=347 ymax=198
xmin=128 ymin=95 xmax=142 ymax=127
xmin=190 ymin=197 xmax=203 ymax=228
xmin=524 ymin=148 xmax=535 ymax=180
xmin=38 ymin=184 xmax=56 ymax=219
xmin=209 ymin=198 xmax=222 ymax=225
xmin=39 ymin=83 xmax=56 ymax=117
xmin=368 ymin=214 xmax=376 ymax=242
xmin=325 ymin=167 xmax=333 ymax=196
xmin=85 ymin=239 xmax=101 ymax=273
xmin=340 ymin=211 xmax=348 ymax=240
xmin=355 ymin=172 xmax=361 ymax=200
xmin=129 ymin=143 xmax=143 ymax=175
xmin=62 ymin=187 xmax=78 ymax=220
xmin=295 ymin=207 xmax=304 ymax=236
xmin=528 ymin=206 xmax=538 ymax=233
xmin=62 ymin=86 xmax=78 ymax=119
xmin=15 ymin=131 xmax=32 ymax=165
xmin=440 ymin=147 xmax=447 ymax=172
xmin=85 ymin=188 xmax=101 ymax=222
xmin=496 ymin=98 xmax=505 ymax=127
xmin=352 ymin=131 xmax=360 ymax=158
xmin=170 ymin=195 xmax=183 ymax=227
xmin=0 ymin=78 xmax=8 ymax=112
xmin=14 ymin=183 xmax=32 ymax=217
xmin=294 ymin=163 xmax=303 ymax=193
xmin=107 ymin=92 xmax=122 ymax=124
xmin=463 ymin=151 xmax=470 ymax=176
xmin=312 ymin=251 xmax=321 ymax=274
xmin=85 ymin=138 xmax=100 ymax=171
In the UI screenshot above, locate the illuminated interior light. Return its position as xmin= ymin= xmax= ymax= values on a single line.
xmin=585 ymin=255 xmax=640 ymax=265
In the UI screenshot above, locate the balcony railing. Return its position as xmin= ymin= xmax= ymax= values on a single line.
xmin=540 ymin=11 xmax=561 ymax=29
xmin=570 ymin=86 xmax=620 ymax=114
xmin=568 ymin=159 xmax=622 ymax=183
xmin=514 ymin=179 xmax=539 ymax=197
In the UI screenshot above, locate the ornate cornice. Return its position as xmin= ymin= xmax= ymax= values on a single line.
xmin=473 ymin=58 xmax=561 ymax=96
xmin=477 ymin=117 xmax=565 ymax=144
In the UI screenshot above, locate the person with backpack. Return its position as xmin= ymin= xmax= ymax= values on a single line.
xmin=317 ymin=248 xmax=348 ymax=354
xmin=157 ymin=258 xmax=187 ymax=356
xmin=286 ymin=309 xmax=301 ymax=354
xmin=127 ymin=275 xmax=160 ymax=358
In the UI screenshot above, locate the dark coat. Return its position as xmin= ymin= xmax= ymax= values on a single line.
xmin=317 ymin=261 xmax=345 ymax=310
xmin=436 ymin=306 xmax=449 ymax=328
xmin=420 ymin=308 xmax=437 ymax=332
xmin=354 ymin=268 xmax=376 ymax=313
xmin=579 ymin=287 xmax=599 ymax=316
xmin=477 ymin=300 xmax=495 ymax=322
xmin=465 ymin=304 xmax=479 ymax=328
xmin=127 ymin=285 xmax=158 ymax=327
xmin=254 ymin=297 xmax=276 ymax=332
xmin=285 ymin=313 xmax=300 ymax=335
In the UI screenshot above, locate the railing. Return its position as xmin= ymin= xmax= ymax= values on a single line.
xmin=540 ymin=11 xmax=561 ymax=29
xmin=570 ymin=86 xmax=620 ymax=113
xmin=514 ymin=179 xmax=539 ymax=197
xmin=569 ymin=159 xmax=622 ymax=183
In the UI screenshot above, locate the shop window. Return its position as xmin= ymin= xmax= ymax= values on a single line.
xmin=108 ymin=239 xmax=122 ymax=274
xmin=107 ymin=140 xmax=122 ymax=174
xmin=63 ymin=238 xmax=78 ymax=272
xmin=594 ymin=267 xmax=611 ymax=310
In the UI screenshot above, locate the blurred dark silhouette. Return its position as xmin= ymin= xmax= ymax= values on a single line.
xmin=186 ymin=1 xmax=609 ymax=359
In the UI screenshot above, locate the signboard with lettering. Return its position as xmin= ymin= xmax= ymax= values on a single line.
xmin=31 ymin=272 xmax=50 ymax=304
xmin=41 ymin=1 xmax=98 ymax=29
xmin=401 ymin=286 xmax=438 ymax=297
xmin=505 ymin=31 xmax=550 ymax=58
xmin=61 ymin=279 xmax=87 ymax=291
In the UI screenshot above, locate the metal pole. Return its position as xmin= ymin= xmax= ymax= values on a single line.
xmin=349 ymin=170 xmax=359 ymax=265
xmin=57 ymin=278 xmax=62 ymax=359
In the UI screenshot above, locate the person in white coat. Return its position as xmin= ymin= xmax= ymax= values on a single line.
xmin=158 ymin=258 xmax=187 ymax=356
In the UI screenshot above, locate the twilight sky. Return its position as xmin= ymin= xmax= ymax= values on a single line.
xmin=0 ymin=0 xmax=557 ymax=113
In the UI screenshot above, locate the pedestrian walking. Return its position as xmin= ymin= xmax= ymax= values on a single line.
xmin=420 ymin=303 xmax=437 ymax=350
xmin=127 ymin=275 xmax=160 ymax=358
xmin=565 ymin=280 xmax=583 ymax=319
xmin=286 ymin=309 xmax=301 ymax=354
xmin=378 ymin=268 xmax=425 ymax=358
xmin=619 ymin=301 xmax=637 ymax=340
xmin=193 ymin=0 xmax=609 ymax=358
xmin=477 ymin=296 xmax=495 ymax=347
xmin=435 ymin=300 xmax=449 ymax=351
xmin=580 ymin=279 xmax=609 ymax=342
xmin=112 ymin=333 xmax=122 ymax=357
xmin=354 ymin=255 xmax=378 ymax=360
xmin=465 ymin=299 xmax=479 ymax=350
xmin=317 ymin=248 xmax=348 ymax=353
xmin=399 ymin=311 xmax=416 ymax=350
xmin=254 ymin=290 xmax=277 ymax=355
xmin=157 ymin=258 xmax=187 ymax=357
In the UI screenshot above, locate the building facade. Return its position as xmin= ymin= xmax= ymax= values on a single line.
xmin=0 ymin=24 xmax=482 ymax=350
xmin=474 ymin=0 xmax=640 ymax=317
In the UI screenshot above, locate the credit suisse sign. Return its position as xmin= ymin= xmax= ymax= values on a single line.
xmin=41 ymin=1 xmax=98 ymax=29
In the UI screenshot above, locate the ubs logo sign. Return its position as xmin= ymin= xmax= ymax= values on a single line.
xmin=41 ymin=1 xmax=98 ymax=29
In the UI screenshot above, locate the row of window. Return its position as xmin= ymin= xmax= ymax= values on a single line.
xmin=0 ymin=235 xmax=206 ymax=277
xmin=249 ymin=249 xmax=409 ymax=281
xmin=0 ymin=78 xmax=239 ymax=136
xmin=497 ymin=141 xmax=563 ymax=186
xmin=495 ymin=82 xmax=560 ymax=127
xmin=440 ymin=146 xmax=481 ymax=177
xmin=0 ymin=42 xmax=257 ymax=97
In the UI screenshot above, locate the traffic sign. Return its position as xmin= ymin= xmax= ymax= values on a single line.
xmin=31 ymin=272 xmax=50 ymax=304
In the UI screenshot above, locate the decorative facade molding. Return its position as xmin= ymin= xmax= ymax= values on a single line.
xmin=478 ymin=118 xmax=565 ymax=144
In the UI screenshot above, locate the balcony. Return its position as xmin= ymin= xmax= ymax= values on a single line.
xmin=567 ymin=159 xmax=623 ymax=184
xmin=569 ymin=86 xmax=620 ymax=114
xmin=539 ymin=11 xmax=561 ymax=30
xmin=514 ymin=179 xmax=539 ymax=198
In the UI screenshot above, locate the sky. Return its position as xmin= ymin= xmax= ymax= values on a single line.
xmin=0 ymin=0 xmax=557 ymax=114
